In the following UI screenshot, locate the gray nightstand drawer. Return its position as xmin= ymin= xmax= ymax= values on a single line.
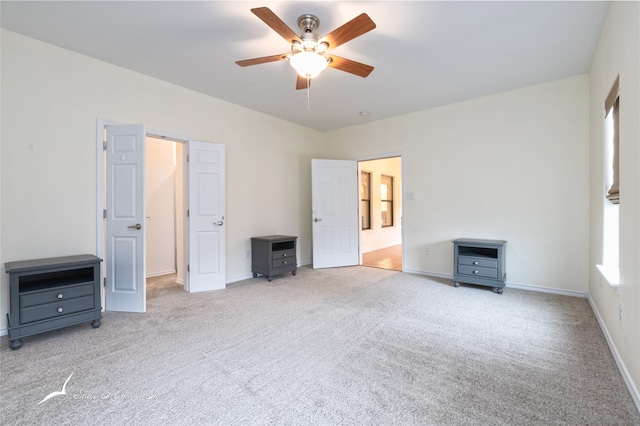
xmin=458 ymin=264 xmax=498 ymax=279
xmin=20 ymin=283 xmax=95 ymax=308
xmin=273 ymin=257 xmax=296 ymax=268
xmin=272 ymin=249 xmax=295 ymax=260
xmin=20 ymin=295 xmax=95 ymax=324
xmin=458 ymin=257 xmax=497 ymax=269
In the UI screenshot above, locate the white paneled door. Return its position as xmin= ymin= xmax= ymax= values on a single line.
xmin=311 ymin=159 xmax=359 ymax=268
xmin=104 ymin=127 xmax=226 ymax=310
xmin=105 ymin=124 xmax=146 ymax=312
xmin=187 ymin=141 xmax=226 ymax=292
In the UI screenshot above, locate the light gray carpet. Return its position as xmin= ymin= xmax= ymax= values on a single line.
xmin=1 ymin=266 xmax=639 ymax=425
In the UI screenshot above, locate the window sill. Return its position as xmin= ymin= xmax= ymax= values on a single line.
xmin=596 ymin=264 xmax=620 ymax=288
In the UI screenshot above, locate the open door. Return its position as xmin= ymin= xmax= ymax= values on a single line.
xmin=311 ymin=159 xmax=359 ymax=268
xmin=105 ymin=124 xmax=146 ymax=312
xmin=100 ymin=124 xmax=226 ymax=308
xmin=187 ymin=141 xmax=226 ymax=292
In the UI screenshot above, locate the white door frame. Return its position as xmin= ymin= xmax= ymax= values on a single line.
xmin=355 ymin=152 xmax=405 ymax=271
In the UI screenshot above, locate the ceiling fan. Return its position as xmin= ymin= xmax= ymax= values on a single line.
xmin=236 ymin=7 xmax=376 ymax=90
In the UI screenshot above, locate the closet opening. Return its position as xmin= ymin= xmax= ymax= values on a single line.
xmin=145 ymin=136 xmax=186 ymax=296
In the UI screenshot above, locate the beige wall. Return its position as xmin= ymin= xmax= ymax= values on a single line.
xmin=588 ymin=1 xmax=640 ymax=405
xmin=145 ymin=137 xmax=178 ymax=277
xmin=325 ymin=75 xmax=590 ymax=294
xmin=0 ymin=30 xmax=324 ymax=331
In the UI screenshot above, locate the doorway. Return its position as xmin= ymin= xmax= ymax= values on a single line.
xmin=145 ymin=136 xmax=185 ymax=293
xmin=310 ymin=156 xmax=404 ymax=271
xmin=358 ymin=156 xmax=403 ymax=271
xmin=97 ymin=121 xmax=227 ymax=313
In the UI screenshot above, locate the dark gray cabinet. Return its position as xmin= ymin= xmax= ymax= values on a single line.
xmin=453 ymin=239 xmax=506 ymax=294
xmin=5 ymin=254 xmax=102 ymax=349
xmin=251 ymin=235 xmax=297 ymax=281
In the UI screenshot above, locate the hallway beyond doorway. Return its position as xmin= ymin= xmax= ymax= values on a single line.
xmin=362 ymin=245 xmax=402 ymax=271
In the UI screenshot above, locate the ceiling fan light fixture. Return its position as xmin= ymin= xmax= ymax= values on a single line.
xmin=301 ymin=36 xmax=318 ymax=51
xmin=290 ymin=51 xmax=328 ymax=78
xmin=316 ymin=41 xmax=329 ymax=54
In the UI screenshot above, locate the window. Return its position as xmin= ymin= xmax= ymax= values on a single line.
xmin=360 ymin=171 xmax=371 ymax=230
xmin=380 ymin=175 xmax=394 ymax=227
xmin=599 ymin=76 xmax=620 ymax=286
xmin=604 ymin=76 xmax=620 ymax=205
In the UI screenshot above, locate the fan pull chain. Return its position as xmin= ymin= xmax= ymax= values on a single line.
xmin=307 ymin=77 xmax=311 ymax=110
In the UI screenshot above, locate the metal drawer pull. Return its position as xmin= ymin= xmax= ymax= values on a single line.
xmin=473 ymin=261 xmax=479 ymax=265
xmin=283 ymin=261 xmax=288 ymax=264
xmin=314 ymin=218 xmax=322 ymax=222
xmin=57 ymin=293 xmax=64 ymax=299
xmin=213 ymin=221 xmax=224 ymax=226
xmin=283 ymin=253 xmax=287 ymax=257
xmin=57 ymin=307 xmax=64 ymax=313
xmin=127 ymin=223 xmax=142 ymax=230
xmin=473 ymin=270 xmax=479 ymax=274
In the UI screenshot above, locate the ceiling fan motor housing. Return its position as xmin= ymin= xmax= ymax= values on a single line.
xmin=297 ymin=14 xmax=320 ymax=33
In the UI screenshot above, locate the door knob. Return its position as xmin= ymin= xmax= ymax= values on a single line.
xmin=127 ymin=224 xmax=142 ymax=230
xmin=213 ymin=221 xmax=224 ymax=226
xmin=314 ymin=218 xmax=322 ymax=222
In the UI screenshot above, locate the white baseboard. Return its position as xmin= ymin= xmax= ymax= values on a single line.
xmin=404 ymin=269 xmax=587 ymax=298
xmin=226 ymin=273 xmax=254 ymax=284
xmin=404 ymin=269 xmax=452 ymax=280
xmin=146 ymin=269 xmax=177 ymax=278
xmin=0 ymin=327 xmax=6 ymax=337
xmin=588 ymin=294 xmax=640 ymax=413
xmin=505 ymin=281 xmax=587 ymax=298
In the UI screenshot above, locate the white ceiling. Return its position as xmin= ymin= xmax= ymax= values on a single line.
xmin=1 ymin=1 xmax=609 ymax=132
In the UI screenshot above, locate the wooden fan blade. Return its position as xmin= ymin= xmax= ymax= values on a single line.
xmin=236 ymin=54 xmax=287 ymax=67
xmin=251 ymin=7 xmax=300 ymax=44
xmin=321 ymin=13 xmax=376 ymax=49
xmin=296 ymin=74 xmax=310 ymax=90
xmin=327 ymin=55 xmax=374 ymax=78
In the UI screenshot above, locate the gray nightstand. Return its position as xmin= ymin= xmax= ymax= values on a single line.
xmin=5 ymin=254 xmax=103 ymax=350
xmin=453 ymin=239 xmax=506 ymax=294
xmin=251 ymin=235 xmax=297 ymax=281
